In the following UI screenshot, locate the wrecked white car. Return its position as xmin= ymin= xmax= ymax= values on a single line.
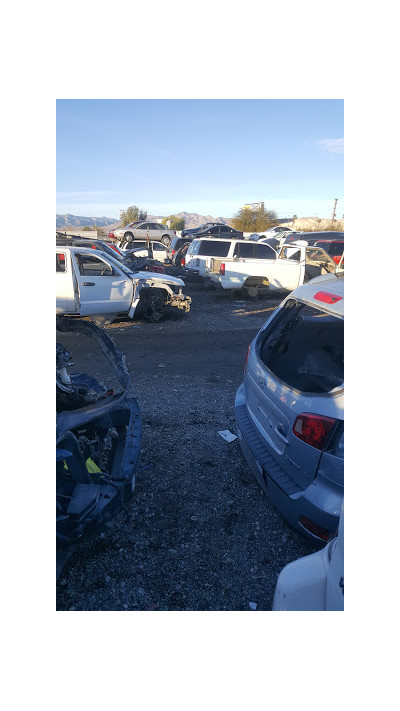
xmin=206 ymin=240 xmax=341 ymax=297
xmin=56 ymin=246 xmax=191 ymax=323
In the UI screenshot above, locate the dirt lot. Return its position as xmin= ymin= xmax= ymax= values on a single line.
xmin=56 ymin=274 xmax=319 ymax=611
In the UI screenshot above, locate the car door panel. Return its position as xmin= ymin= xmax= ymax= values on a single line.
xmin=72 ymin=252 xmax=134 ymax=315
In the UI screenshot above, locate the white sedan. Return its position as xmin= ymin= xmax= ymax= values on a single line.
xmin=122 ymin=241 xmax=170 ymax=262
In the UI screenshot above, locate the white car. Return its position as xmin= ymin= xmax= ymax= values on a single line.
xmin=258 ymin=226 xmax=294 ymax=238
xmin=121 ymin=241 xmax=170 ymax=263
xmin=184 ymin=237 xmax=274 ymax=283
xmin=272 ymin=505 xmax=344 ymax=610
xmin=56 ymin=246 xmax=191 ymax=322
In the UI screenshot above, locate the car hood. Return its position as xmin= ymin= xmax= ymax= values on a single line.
xmin=133 ymin=271 xmax=185 ymax=287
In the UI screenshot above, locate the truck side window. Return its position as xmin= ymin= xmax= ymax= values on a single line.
xmin=76 ymin=254 xmax=117 ymax=276
xmin=257 ymin=244 xmax=276 ymax=259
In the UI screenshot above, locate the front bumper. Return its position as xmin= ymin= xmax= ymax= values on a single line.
xmin=170 ymin=294 xmax=192 ymax=312
xmin=235 ymin=383 xmax=342 ymax=542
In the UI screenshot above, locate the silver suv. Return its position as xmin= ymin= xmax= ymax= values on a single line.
xmin=235 ymin=274 xmax=344 ymax=543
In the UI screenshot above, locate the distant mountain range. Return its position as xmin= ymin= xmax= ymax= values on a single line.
xmin=56 ymin=212 xmax=232 ymax=230
xmin=56 ymin=214 xmax=117 ymax=228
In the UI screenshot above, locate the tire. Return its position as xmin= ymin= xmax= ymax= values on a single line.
xmin=148 ymin=305 xmax=164 ymax=323
xmin=246 ymin=286 xmax=259 ymax=298
xmin=161 ymin=235 xmax=171 ymax=247
xmin=124 ymin=232 xmax=133 ymax=243
xmin=140 ymin=289 xmax=166 ymax=323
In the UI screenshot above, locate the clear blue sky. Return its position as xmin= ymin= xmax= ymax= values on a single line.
xmin=56 ymin=99 xmax=344 ymax=220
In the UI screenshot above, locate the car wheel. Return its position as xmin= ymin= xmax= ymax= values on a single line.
xmin=161 ymin=235 xmax=171 ymax=247
xmin=148 ymin=304 xmax=164 ymax=322
xmin=246 ymin=286 xmax=259 ymax=298
xmin=124 ymin=232 xmax=133 ymax=242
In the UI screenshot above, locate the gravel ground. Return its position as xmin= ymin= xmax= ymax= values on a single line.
xmin=56 ymin=273 xmax=319 ymax=611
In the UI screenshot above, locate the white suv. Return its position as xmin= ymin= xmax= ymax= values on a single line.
xmin=184 ymin=237 xmax=277 ymax=284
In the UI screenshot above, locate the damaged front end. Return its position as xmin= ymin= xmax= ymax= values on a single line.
xmin=56 ymin=317 xmax=142 ymax=578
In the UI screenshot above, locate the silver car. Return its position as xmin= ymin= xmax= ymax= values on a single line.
xmin=235 ymin=274 xmax=344 ymax=543
xmin=113 ymin=221 xmax=175 ymax=247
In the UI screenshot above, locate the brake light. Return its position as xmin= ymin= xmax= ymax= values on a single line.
xmin=220 ymin=263 xmax=225 ymax=275
xmin=293 ymin=413 xmax=336 ymax=450
xmin=172 ymin=250 xmax=176 ymax=257
xmin=182 ymin=258 xmax=186 ymax=267
xmin=299 ymin=516 xmax=331 ymax=541
xmin=244 ymin=344 xmax=251 ymax=374
xmin=313 ymin=291 xmax=343 ymax=304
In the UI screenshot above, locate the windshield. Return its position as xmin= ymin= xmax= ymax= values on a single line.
xmin=96 ymin=250 xmax=135 ymax=277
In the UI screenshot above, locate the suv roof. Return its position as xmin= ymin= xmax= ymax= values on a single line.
xmin=290 ymin=275 xmax=344 ymax=317
xmin=191 ymin=236 xmax=249 ymax=243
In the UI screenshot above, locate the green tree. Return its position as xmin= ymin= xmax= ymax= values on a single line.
xmin=232 ymin=205 xmax=278 ymax=232
xmin=161 ymin=215 xmax=185 ymax=230
xmin=120 ymin=205 xmax=147 ymax=227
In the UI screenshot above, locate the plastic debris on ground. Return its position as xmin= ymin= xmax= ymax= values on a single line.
xmin=218 ymin=430 xmax=238 ymax=443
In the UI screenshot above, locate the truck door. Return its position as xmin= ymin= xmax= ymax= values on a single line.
xmin=269 ymin=245 xmax=305 ymax=290
xmin=72 ymin=251 xmax=134 ymax=315
xmin=56 ymin=250 xmax=79 ymax=314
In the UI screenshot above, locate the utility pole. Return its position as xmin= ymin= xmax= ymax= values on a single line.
xmin=331 ymin=198 xmax=338 ymax=222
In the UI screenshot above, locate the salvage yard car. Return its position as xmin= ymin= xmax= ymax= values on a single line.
xmin=235 ymin=274 xmax=344 ymax=542
xmin=112 ymin=221 xmax=176 ymax=247
xmin=56 ymin=246 xmax=191 ymax=323
xmin=272 ymin=505 xmax=344 ymax=610
xmin=120 ymin=241 xmax=170 ymax=262
xmin=207 ymin=239 xmax=339 ymax=297
xmin=56 ymin=316 xmax=142 ymax=577
xmin=183 ymin=237 xmax=254 ymax=281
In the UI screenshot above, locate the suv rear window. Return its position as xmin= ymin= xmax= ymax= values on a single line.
xmin=197 ymin=240 xmax=231 ymax=257
xmin=258 ymin=299 xmax=343 ymax=393
xmin=315 ymin=241 xmax=344 ymax=256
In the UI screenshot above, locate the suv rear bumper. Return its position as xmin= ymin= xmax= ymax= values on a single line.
xmin=235 ymin=383 xmax=342 ymax=542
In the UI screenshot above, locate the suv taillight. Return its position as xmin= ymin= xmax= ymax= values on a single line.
xmin=293 ymin=413 xmax=336 ymax=450
xmin=172 ymin=250 xmax=176 ymax=256
xmin=244 ymin=344 xmax=251 ymax=374
xmin=220 ymin=263 xmax=225 ymax=275
xmin=182 ymin=258 xmax=186 ymax=266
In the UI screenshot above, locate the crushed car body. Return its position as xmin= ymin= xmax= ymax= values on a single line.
xmin=56 ymin=316 xmax=142 ymax=577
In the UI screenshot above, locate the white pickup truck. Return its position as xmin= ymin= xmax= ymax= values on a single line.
xmin=56 ymin=246 xmax=191 ymax=323
xmin=207 ymin=241 xmax=340 ymax=297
